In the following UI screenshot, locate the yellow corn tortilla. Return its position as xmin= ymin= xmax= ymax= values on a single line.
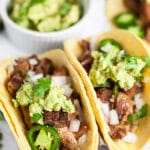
xmin=64 ymin=29 xmax=150 ymax=150
xmin=106 ymin=0 xmax=150 ymax=48
xmin=0 ymin=50 xmax=99 ymax=150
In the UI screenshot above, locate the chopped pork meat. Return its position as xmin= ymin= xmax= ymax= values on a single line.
xmin=125 ymin=83 xmax=141 ymax=99
xmin=116 ymin=92 xmax=133 ymax=122
xmin=123 ymin=0 xmax=140 ymax=15
xmin=96 ymin=88 xmax=113 ymax=103
xmin=73 ymin=123 xmax=88 ymax=139
xmin=53 ymin=66 xmax=68 ymax=76
xmin=58 ymin=127 xmax=78 ymax=150
xmin=44 ymin=111 xmax=70 ymax=128
xmin=34 ymin=58 xmax=54 ymax=75
xmin=78 ymin=40 xmax=93 ymax=73
xmin=109 ymin=125 xmax=127 ymax=139
xmin=7 ymin=71 xmax=24 ymax=96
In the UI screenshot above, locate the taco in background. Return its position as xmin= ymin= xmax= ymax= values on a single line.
xmin=64 ymin=29 xmax=150 ymax=150
xmin=106 ymin=0 xmax=150 ymax=47
xmin=0 ymin=50 xmax=99 ymax=150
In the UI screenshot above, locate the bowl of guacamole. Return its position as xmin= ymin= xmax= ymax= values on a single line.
xmin=9 ymin=0 xmax=83 ymax=32
xmin=0 ymin=0 xmax=92 ymax=52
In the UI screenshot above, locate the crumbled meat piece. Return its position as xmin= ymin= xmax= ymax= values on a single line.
xmin=78 ymin=40 xmax=90 ymax=52
xmin=71 ymin=92 xmax=80 ymax=100
xmin=44 ymin=111 xmax=70 ymax=128
xmin=7 ymin=71 xmax=24 ymax=95
xmin=34 ymin=58 xmax=54 ymax=75
xmin=68 ymin=112 xmax=79 ymax=121
xmin=20 ymin=106 xmax=32 ymax=129
xmin=96 ymin=88 xmax=113 ymax=103
xmin=146 ymin=25 xmax=150 ymax=42
xmin=125 ymin=83 xmax=141 ymax=99
xmin=53 ymin=66 xmax=68 ymax=76
xmin=80 ymin=55 xmax=93 ymax=73
xmin=58 ymin=127 xmax=78 ymax=150
xmin=123 ymin=0 xmax=140 ymax=15
xmin=78 ymin=40 xmax=93 ymax=73
xmin=140 ymin=2 xmax=150 ymax=24
xmin=73 ymin=123 xmax=88 ymax=139
xmin=109 ymin=125 xmax=127 ymax=139
xmin=14 ymin=58 xmax=30 ymax=72
xmin=116 ymin=92 xmax=133 ymax=121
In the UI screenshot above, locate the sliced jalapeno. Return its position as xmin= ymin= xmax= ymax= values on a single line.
xmin=97 ymin=38 xmax=122 ymax=52
xmin=113 ymin=12 xmax=137 ymax=29
xmin=27 ymin=125 xmax=60 ymax=150
xmin=127 ymin=25 xmax=145 ymax=38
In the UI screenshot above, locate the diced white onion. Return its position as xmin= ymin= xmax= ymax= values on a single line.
xmin=30 ymin=73 xmax=43 ymax=82
xmin=143 ymin=77 xmax=150 ymax=83
xmin=51 ymin=76 xmax=71 ymax=87
xmin=69 ymin=119 xmax=80 ymax=132
xmin=109 ymin=109 xmax=119 ymax=125
xmin=28 ymin=70 xmax=35 ymax=77
xmin=134 ymin=93 xmax=144 ymax=110
xmin=101 ymin=43 xmax=112 ymax=52
xmin=78 ymin=134 xmax=87 ymax=145
xmin=141 ymin=141 xmax=150 ymax=150
xmin=62 ymin=84 xmax=73 ymax=97
xmin=29 ymin=58 xmax=38 ymax=65
xmin=122 ymin=132 xmax=137 ymax=143
xmin=101 ymin=103 xmax=110 ymax=119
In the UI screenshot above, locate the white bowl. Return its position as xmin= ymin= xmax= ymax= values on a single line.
xmin=0 ymin=0 xmax=92 ymax=53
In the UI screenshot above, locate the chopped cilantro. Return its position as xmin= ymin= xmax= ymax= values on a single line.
xmin=31 ymin=113 xmax=42 ymax=123
xmin=127 ymin=113 xmax=138 ymax=124
xmin=138 ymin=103 xmax=148 ymax=118
xmin=127 ymin=104 xmax=148 ymax=124
xmin=125 ymin=55 xmax=139 ymax=70
xmin=144 ymin=56 xmax=150 ymax=67
xmin=33 ymin=77 xmax=51 ymax=99
xmin=113 ymin=83 xmax=119 ymax=97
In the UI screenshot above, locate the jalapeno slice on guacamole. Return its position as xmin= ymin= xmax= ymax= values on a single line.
xmin=9 ymin=0 xmax=83 ymax=32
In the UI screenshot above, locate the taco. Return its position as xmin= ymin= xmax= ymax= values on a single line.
xmin=64 ymin=29 xmax=150 ymax=150
xmin=106 ymin=0 xmax=150 ymax=47
xmin=0 ymin=50 xmax=99 ymax=150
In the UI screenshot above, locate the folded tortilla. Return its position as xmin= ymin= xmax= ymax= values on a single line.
xmin=64 ymin=29 xmax=150 ymax=150
xmin=0 ymin=50 xmax=99 ymax=150
xmin=106 ymin=0 xmax=150 ymax=48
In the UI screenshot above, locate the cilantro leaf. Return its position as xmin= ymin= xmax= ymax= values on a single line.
xmin=144 ymin=56 xmax=150 ymax=67
xmin=33 ymin=77 xmax=51 ymax=99
xmin=31 ymin=113 xmax=42 ymax=123
xmin=138 ymin=104 xmax=148 ymax=118
xmin=127 ymin=104 xmax=148 ymax=124
xmin=127 ymin=113 xmax=138 ymax=124
xmin=113 ymin=83 xmax=119 ymax=97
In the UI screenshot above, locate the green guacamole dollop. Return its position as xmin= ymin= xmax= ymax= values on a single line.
xmin=13 ymin=77 xmax=75 ymax=124
xmin=9 ymin=0 xmax=83 ymax=32
xmin=89 ymin=45 xmax=146 ymax=90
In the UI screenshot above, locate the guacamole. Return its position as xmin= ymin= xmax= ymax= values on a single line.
xmin=13 ymin=77 xmax=75 ymax=124
xmin=89 ymin=41 xmax=146 ymax=90
xmin=9 ymin=0 xmax=83 ymax=32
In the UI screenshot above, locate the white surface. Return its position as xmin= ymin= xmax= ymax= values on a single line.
xmin=0 ymin=0 xmax=110 ymax=150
